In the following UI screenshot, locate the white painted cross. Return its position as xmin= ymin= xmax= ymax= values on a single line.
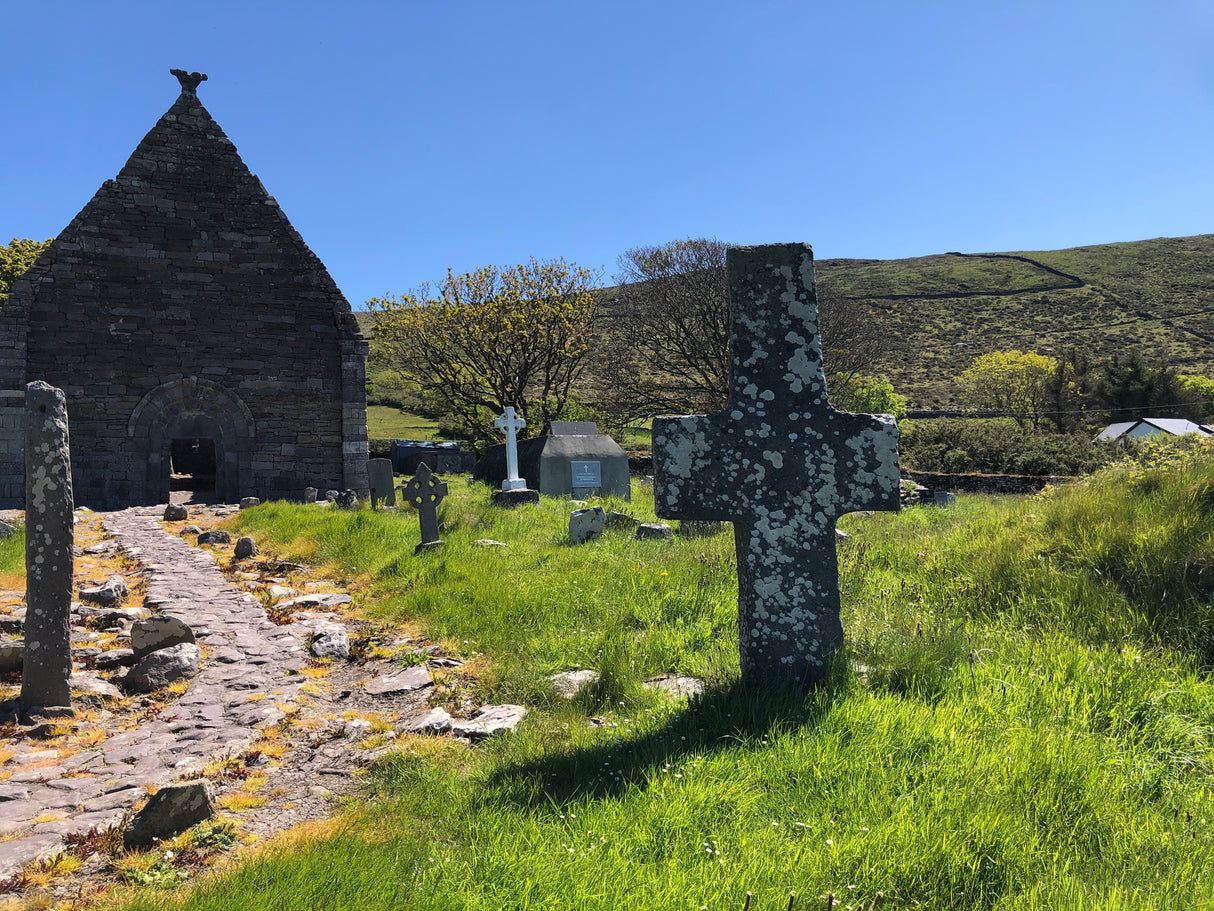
xmin=494 ymin=406 xmax=528 ymax=491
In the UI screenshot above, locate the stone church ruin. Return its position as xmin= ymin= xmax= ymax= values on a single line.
xmin=0 ymin=70 xmax=369 ymax=509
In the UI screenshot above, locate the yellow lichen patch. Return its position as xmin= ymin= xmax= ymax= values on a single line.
xmin=31 ymin=812 xmax=67 ymax=824
xmin=299 ymin=683 xmax=323 ymax=695
xmin=0 ymin=747 xmax=14 ymax=764
xmin=247 ymin=693 xmax=267 ymax=702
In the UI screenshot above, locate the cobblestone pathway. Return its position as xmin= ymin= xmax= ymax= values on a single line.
xmin=1 ymin=507 xmax=314 ymax=875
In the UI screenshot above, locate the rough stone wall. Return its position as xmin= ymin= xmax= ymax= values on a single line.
xmin=0 ymin=86 xmax=368 ymax=508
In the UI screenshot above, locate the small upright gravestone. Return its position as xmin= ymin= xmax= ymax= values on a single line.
xmin=490 ymin=407 xmax=539 ymax=507
xmin=20 ymin=381 xmax=75 ymax=719
xmin=367 ymin=458 xmax=396 ymax=508
xmin=568 ymin=506 xmax=606 ymax=545
xmin=401 ymin=462 xmax=447 ymax=554
xmin=653 ymin=243 xmax=900 ymax=687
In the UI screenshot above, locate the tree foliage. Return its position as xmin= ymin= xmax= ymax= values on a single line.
xmin=829 ymin=374 xmax=908 ymax=420
xmin=958 ymin=350 xmax=1059 ymax=427
xmin=0 ymin=238 xmax=51 ymax=307
xmin=597 ymin=238 xmax=890 ymax=425
xmin=368 ymin=258 xmax=599 ymax=445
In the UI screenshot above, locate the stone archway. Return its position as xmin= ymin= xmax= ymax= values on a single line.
xmin=128 ymin=377 xmax=255 ymax=504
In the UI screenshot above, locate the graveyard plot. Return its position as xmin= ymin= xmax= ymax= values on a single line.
xmin=92 ymin=452 xmax=1214 ymax=911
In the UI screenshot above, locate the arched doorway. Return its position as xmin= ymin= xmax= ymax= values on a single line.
xmin=128 ymin=377 xmax=255 ymax=505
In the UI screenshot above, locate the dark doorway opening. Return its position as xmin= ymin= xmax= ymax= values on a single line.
xmin=170 ymin=438 xmax=217 ymax=501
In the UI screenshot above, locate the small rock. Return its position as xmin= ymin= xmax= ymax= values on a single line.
xmin=95 ymin=648 xmax=136 ymax=670
xmin=122 ymin=642 xmax=201 ymax=693
xmin=122 ymin=781 xmax=215 ymax=849
xmin=79 ymin=574 xmax=129 ymax=607
xmin=0 ymin=521 xmax=19 ymax=540
xmin=197 ymin=530 xmax=232 ymax=545
xmin=131 ymin=615 xmax=196 ymax=659
xmin=277 ymin=593 xmax=353 ymax=611
xmin=551 ymin=669 xmax=600 ymax=699
xmin=363 ymin=664 xmax=433 ymax=696
xmin=0 ymin=636 xmax=24 ymax=672
xmin=311 ymin=625 xmax=350 ymax=660
xmin=324 ymin=490 xmax=341 ymax=502
xmin=635 ymin=523 xmax=674 ymax=541
xmin=180 ymin=524 xmax=202 ymax=536
xmin=401 ymin=707 xmax=452 ymax=735
xmin=0 ymin=615 xmax=23 ymax=635
xmin=163 ymin=504 xmax=189 ymax=521
xmin=452 ymin=705 xmax=527 ymax=741
xmin=343 ymin=718 xmax=373 ymax=740
xmin=83 ymin=540 xmax=120 ymax=555
xmin=240 ymin=497 xmax=261 ymax=510
xmin=234 ymin=536 xmax=258 ymax=559
xmin=473 ymin=539 xmax=508 ymax=548
xmin=569 ymin=506 xmax=606 ymax=545
xmin=335 ymin=490 xmax=358 ymax=509
xmin=643 ymin=674 xmax=706 ymax=698
xmin=69 ymin=672 xmax=122 ymax=700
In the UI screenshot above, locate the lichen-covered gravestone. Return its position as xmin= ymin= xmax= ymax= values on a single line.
xmin=20 ymin=381 xmax=76 ymax=719
xmin=652 ymin=243 xmax=900 ymax=687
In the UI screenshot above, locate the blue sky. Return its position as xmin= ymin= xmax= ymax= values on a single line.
xmin=3 ymin=1 xmax=1211 ymax=307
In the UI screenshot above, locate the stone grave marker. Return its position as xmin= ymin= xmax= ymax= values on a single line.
xmin=569 ymin=506 xmax=606 ymax=545
xmin=401 ymin=462 xmax=447 ymax=553
xmin=652 ymin=243 xmax=900 ymax=687
xmin=490 ymin=407 xmax=539 ymax=506
xmin=367 ymin=458 xmax=396 ymax=508
xmin=20 ymin=381 xmax=75 ymax=719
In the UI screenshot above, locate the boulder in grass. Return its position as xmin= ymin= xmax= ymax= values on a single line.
xmin=310 ymin=624 xmax=350 ymax=660
xmin=451 ymin=704 xmax=527 ymax=741
xmin=123 ymin=781 xmax=214 ymax=849
xmin=79 ymin=575 xmax=128 ymax=607
xmin=401 ymin=707 xmax=452 ymax=735
xmin=196 ymin=530 xmax=231 ymax=546
xmin=233 ymin=537 xmax=258 ymax=560
xmin=122 ymin=642 xmax=200 ymax=693
xmin=163 ymin=504 xmax=188 ymax=521
xmin=240 ymin=497 xmax=261 ymax=510
xmin=635 ymin=523 xmax=674 ymax=541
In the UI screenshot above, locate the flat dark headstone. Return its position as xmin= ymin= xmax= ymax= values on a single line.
xmin=652 ymin=243 xmax=900 ymax=687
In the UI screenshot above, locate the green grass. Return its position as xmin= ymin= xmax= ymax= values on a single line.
xmin=366 ymin=405 xmax=443 ymax=440
xmin=0 ymin=525 xmax=23 ymax=586
xmin=115 ymin=453 xmax=1214 ymax=910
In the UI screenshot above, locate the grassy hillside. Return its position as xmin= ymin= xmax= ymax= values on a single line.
xmin=355 ymin=234 xmax=1214 ymax=412
xmin=102 ymin=445 xmax=1214 ymax=910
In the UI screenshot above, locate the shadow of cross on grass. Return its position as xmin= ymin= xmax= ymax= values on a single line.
xmin=653 ymin=243 xmax=901 ymax=688
xmin=478 ymin=679 xmax=841 ymax=808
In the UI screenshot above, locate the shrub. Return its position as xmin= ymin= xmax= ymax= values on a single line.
xmin=901 ymin=418 xmax=1116 ymax=475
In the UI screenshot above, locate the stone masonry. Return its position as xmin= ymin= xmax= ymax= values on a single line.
xmin=0 ymin=71 xmax=369 ymax=509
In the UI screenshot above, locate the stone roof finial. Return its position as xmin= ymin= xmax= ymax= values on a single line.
xmin=170 ymin=69 xmax=208 ymax=95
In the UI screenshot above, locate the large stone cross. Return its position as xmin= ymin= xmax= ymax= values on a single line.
xmin=494 ymin=407 xmax=527 ymax=492
xmin=653 ymin=243 xmax=900 ymax=687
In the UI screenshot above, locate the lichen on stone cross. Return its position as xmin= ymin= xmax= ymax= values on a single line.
xmin=401 ymin=462 xmax=448 ymax=546
xmin=652 ymin=243 xmax=900 ymax=687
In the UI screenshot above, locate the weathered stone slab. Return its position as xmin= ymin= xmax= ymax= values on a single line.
xmin=132 ymin=615 xmax=196 ymax=658
xmin=367 ymin=458 xmax=396 ymax=508
xmin=401 ymin=707 xmax=453 ymax=735
xmin=551 ymin=669 xmax=600 ymax=699
xmin=652 ymin=243 xmax=900 ymax=686
xmin=569 ymin=506 xmax=606 ymax=545
xmin=635 ymin=523 xmax=673 ymax=540
xmin=363 ymin=664 xmax=433 ymax=695
xmin=79 ymin=575 xmax=128 ymax=607
xmin=21 ymin=381 xmax=75 ymax=717
xmin=452 ymin=704 xmax=527 ymax=740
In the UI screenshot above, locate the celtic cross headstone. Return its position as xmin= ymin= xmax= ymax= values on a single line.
xmin=494 ymin=407 xmax=527 ymax=492
xmin=401 ymin=462 xmax=448 ymax=553
xmin=652 ymin=243 xmax=900 ymax=687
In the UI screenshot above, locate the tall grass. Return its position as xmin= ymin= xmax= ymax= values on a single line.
xmin=116 ymin=452 xmax=1214 ymax=910
xmin=0 ymin=524 xmax=23 ymax=589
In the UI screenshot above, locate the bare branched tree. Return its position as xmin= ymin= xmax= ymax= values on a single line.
xmin=594 ymin=239 xmax=890 ymax=425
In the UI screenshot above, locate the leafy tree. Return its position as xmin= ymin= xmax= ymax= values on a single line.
xmin=1177 ymin=374 xmax=1214 ymax=423
xmin=1095 ymin=352 xmax=1184 ymax=422
xmin=958 ymin=350 xmax=1058 ymax=428
xmin=829 ymin=374 xmax=908 ymax=420
xmin=368 ymin=258 xmax=599 ymax=446
xmin=0 ymin=238 xmax=51 ymax=307
xmin=597 ymin=238 xmax=890 ymax=425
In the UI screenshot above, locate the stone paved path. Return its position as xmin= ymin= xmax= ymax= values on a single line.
xmin=1 ymin=507 xmax=312 ymax=875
